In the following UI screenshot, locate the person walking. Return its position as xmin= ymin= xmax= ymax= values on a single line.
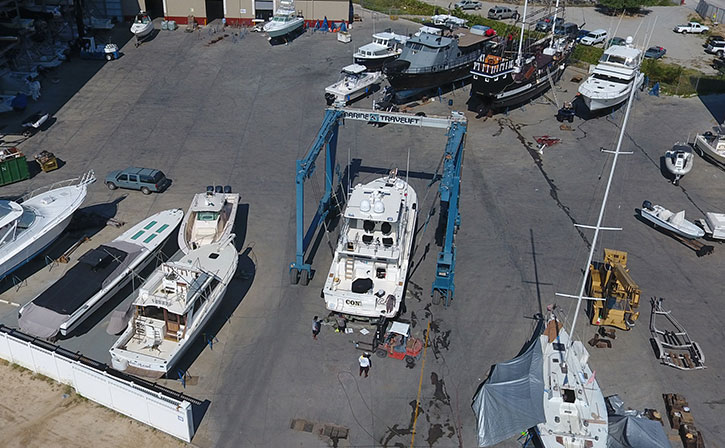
xmin=312 ymin=316 xmax=321 ymax=340
xmin=359 ymin=353 xmax=371 ymax=377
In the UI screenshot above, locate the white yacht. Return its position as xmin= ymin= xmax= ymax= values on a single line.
xmin=130 ymin=11 xmax=154 ymax=39
xmin=353 ymin=31 xmax=408 ymax=71
xmin=109 ymin=236 xmax=238 ymax=377
xmin=639 ymin=201 xmax=704 ymax=239
xmin=694 ymin=129 xmax=725 ymax=166
xmin=0 ymin=171 xmax=95 ymax=281
xmin=263 ymin=0 xmax=304 ymax=39
xmin=323 ymin=170 xmax=417 ymax=320
xmin=324 ymin=64 xmax=383 ymax=106
xmin=18 ymin=209 xmax=184 ymax=340
xmin=578 ymin=37 xmax=644 ymax=112
xmin=178 ymin=188 xmax=239 ymax=254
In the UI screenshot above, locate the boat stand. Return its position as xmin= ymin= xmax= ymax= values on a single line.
xmin=658 ymin=226 xmax=714 ymax=257
xmin=289 ymin=107 xmax=467 ymax=306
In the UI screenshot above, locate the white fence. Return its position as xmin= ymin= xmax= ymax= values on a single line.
xmin=0 ymin=325 xmax=196 ymax=442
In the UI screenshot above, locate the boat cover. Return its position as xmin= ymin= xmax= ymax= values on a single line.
xmin=607 ymin=415 xmax=670 ymax=448
xmin=471 ymin=321 xmax=545 ymax=447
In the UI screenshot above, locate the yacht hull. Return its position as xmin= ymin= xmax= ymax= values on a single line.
xmin=0 ymin=213 xmax=71 ymax=280
xmin=580 ymin=74 xmax=644 ymax=112
xmin=266 ymin=20 xmax=304 ymax=38
xmin=386 ymin=63 xmax=474 ymax=100
xmin=472 ymin=62 xmax=566 ymax=111
xmin=694 ymin=134 xmax=725 ymax=165
xmin=354 ymin=54 xmax=398 ymax=71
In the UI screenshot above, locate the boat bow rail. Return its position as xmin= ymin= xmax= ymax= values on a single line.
xmin=291 ymin=107 xmax=467 ymax=306
xmin=19 ymin=170 xmax=96 ymax=203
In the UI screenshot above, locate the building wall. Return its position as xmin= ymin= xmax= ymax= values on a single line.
xmin=165 ymin=0 xmax=207 ymax=24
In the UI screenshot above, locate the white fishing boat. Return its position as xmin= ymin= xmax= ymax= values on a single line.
xmin=698 ymin=212 xmax=725 ymax=240
xmin=353 ymin=31 xmax=408 ymax=71
xmin=263 ymin=0 xmax=304 ymax=39
xmin=324 ymin=64 xmax=382 ymax=106
xmin=578 ymin=37 xmax=644 ymax=112
xmin=322 ymin=169 xmax=417 ymax=320
xmin=664 ymin=144 xmax=694 ymax=185
xmin=0 ymin=171 xmax=95 ymax=281
xmin=130 ymin=11 xmax=154 ymax=39
xmin=640 ymin=201 xmax=704 ymax=239
xmin=109 ymin=236 xmax=238 ymax=377
xmin=693 ymin=129 xmax=725 ymax=166
xmin=18 ymin=209 xmax=184 ymax=340
xmin=178 ymin=187 xmax=239 ymax=254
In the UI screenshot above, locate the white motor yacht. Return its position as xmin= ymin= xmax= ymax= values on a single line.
xmin=130 ymin=11 xmax=154 ymax=39
xmin=694 ymin=129 xmax=725 ymax=166
xmin=353 ymin=31 xmax=408 ymax=71
xmin=109 ymin=236 xmax=238 ymax=377
xmin=0 ymin=171 xmax=95 ymax=281
xmin=578 ymin=37 xmax=644 ymax=111
xmin=18 ymin=209 xmax=184 ymax=340
xmin=178 ymin=187 xmax=239 ymax=254
xmin=324 ymin=64 xmax=382 ymax=106
xmin=640 ymin=201 xmax=704 ymax=239
xmin=263 ymin=0 xmax=304 ymax=39
xmin=323 ymin=169 xmax=417 ymax=320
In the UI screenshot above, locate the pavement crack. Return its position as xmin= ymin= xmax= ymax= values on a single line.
xmin=499 ymin=118 xmax=591 ymax=248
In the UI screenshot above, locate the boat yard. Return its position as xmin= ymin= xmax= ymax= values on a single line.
xmin=0 ymin=10 xmax=724 ymax=448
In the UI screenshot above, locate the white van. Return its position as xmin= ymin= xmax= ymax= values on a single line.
xmin=580 ymin=29 xmax=608 ymax=46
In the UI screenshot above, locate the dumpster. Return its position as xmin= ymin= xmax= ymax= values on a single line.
xmin=0 ymin=147 xmax=30 ymax=186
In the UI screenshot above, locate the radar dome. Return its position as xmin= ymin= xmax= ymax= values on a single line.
xmin=373 ymin=200 xmax=385 ymax=214
xmin=360 ymin=200 xmax=371 ymax=212
xmin=625 ymin=36 xmax=633 ymax=45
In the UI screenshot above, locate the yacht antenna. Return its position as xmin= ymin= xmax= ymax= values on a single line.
xmin=516 ymin=0 xmax=529 ymax=68
xmin=566 ymin=69 xmax=639 ymax=345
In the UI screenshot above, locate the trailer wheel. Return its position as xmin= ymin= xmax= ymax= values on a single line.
xmin=105 ymin=53 xmax=113 ymax=61
xmin=432 ymin=290 xmax=442 ymax=305
xmin=299 ymin=269 xmax=309 ymax=286
xmin=404 ymin=356 xmax=415 ymax=367
xmin=289 ymin=268 xmax=299 ymax=285
xmin=376 ymin=349 xmax=387 ymax=358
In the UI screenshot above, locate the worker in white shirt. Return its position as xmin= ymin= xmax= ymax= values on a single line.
xmin=358 ymin=353 xmax=371 ymax=377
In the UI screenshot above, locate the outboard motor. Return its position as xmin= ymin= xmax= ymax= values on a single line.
xmin=215 ymin=185 xmax=223 ymax=193
xmin=206 ymin=185 xmax=214 ymax=194
xmin=642 ymin=200 xmax=653 ymax=211
xmin=223 ymin=185 xmax=232 ymax=193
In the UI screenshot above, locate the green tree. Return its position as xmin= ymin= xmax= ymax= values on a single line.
xmin=598 ymin=0 xmax=659 ymax=12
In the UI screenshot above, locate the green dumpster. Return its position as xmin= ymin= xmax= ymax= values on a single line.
xmin=0 ymin=147 xmax=30 ymax=187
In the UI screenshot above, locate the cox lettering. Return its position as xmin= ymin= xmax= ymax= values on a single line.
xmin=345 ymin=299 xmax=362 ymax=307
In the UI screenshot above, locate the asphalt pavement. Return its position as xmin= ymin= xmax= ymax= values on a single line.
xmin=0 ymin=11 xmax=724 ymax=447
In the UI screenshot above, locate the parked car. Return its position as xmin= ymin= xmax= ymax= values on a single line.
xmin=606 ymin=37 xmax=626 ymax=47
xmin=705 ymin=40 xmax=725 ymax=57
xmin=705 ymin=35 xmax=725 ymax=47
xmin=105 ymin=167 xmax=171 ymax=194
xmin=576 ymin=29 xmax=590 ymax=42
xmin=673 ymin=22 xmax=709 ymax=34
xmin=580 ymin=29 xmax=608 ymax=46
xmin=554 ymin=22 xmax=578 ymax=37
xmin=455 ymin=0 xmax=482 ymax=10
xmin=535 ymin=16 xmax=563 ymax=32
xmin=487 ymin=6 xmax=518 ymax=20
xmin=644 ymin=46 xmax=666 ymax=59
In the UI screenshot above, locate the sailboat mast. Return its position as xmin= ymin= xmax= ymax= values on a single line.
xmin=550 ymin=0 xmax=561 ymax=48
xmin=568 ymin=73 xmax=639 ymax=344
xmin=516 ymin=0 xmax=528 ymax=67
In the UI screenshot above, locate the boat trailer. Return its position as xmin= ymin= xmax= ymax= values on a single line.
xmin=289 ymin=107 xmax=467 ymax=306
xmin=649 ymin=297 xmax=705 ymax=370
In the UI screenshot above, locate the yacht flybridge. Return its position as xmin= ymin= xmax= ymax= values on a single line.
xmin=323 ymin=170 xmax=417 ymax=320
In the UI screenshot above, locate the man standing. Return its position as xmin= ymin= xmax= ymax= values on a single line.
xmin=359 ymin=353 xmax=371 ymax=377
xmin=312 ymin=316 xmax=321 ymax=340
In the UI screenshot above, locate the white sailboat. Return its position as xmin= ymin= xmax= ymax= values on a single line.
xmin=109 ymin=236 xmax=238 ymax=377
xmin=263 ymin=0 xmax=304 ymax=39
xmin=178 ymin=188 xmax=239 ymax=254
xmin=18 ymin=209 xmax=184 ymax=340
xmin=322 ymin=169 xmax=417 ymax=320
xmin=0 ymin=171 xmax=95 ymax=281
xmin=578 ymin=37 xmax=644 ymax=112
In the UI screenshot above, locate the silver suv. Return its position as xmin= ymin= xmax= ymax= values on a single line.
xmin=706 ymin=40 xmax=725 ymax=57
xmin=487 ymin=6 xmax=518 ymax=20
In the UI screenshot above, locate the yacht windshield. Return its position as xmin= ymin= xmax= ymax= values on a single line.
xmin=601 ymin=54 xmax=636 ymax=67
xmin=197 ymin=211 xmax=220 ymax=221
xmin=592 ymin=73 xmax=631 ymax=84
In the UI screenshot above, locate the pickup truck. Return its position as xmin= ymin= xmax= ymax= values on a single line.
xmin=673 ymin=22 xmax=709 ymax=34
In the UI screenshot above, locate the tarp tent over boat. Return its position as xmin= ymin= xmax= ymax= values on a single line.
xmin=471 ymin=320 xmax=546 ymax=447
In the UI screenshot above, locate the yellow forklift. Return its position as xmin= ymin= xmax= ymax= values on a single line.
xmin=588 ymin=248 xmax=641 ymax=330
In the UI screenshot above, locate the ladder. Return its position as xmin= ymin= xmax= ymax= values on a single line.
xmin=344 ymin=258 xmax=354 ymax=280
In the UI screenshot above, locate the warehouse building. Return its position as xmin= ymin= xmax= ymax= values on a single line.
xmin=122 ymin=0 xmax=352 ymax=26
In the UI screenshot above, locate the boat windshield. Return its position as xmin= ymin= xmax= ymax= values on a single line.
xmin=197 ymin=211 xmax=220 ymax=221
xmin=135 ymin=15 xmax=150 ymax=24
xmin=600 ymin=54 xmax=635 ymax=67
xmin=17 ymin=209 xmax=36 ymax=230
xmin=592 ymin=73 xmax=631 ymax=84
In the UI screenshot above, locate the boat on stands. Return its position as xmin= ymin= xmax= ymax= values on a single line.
xmin=353 ymin=31 xmax=407 ymax=71
xmin=263 ymin=0 xmax=304 ymax=39
xmin=693 ymin=129 xmax=725 ymax=166
xmin=0 ymin=170 xmax=95 ymax=281
xmin=383 ymin=22 xmax=492 ymax=102
xmin=322 ymin=169 xmax=417 ymax=320
xmin=578 ymin=37 xmax=644 ymax=112
xmin=109 ymin=236 xmax=238 ymax=377
xmin=178 ymin=187 xmax=239 ymax=254
xmin=130 ymin=11 xmax=154 ymax=39
xmin=18 ymin=209 xmax=184 ymax=340
xmin=664 ymin=144 xmax=694 ymax=185
xmin=325 ymin=64 xmax=383 ymax=106
xmin=639 ymin=201 xmax=704 ymax=239
xmin=470 ymin=0 xmax=575 ymax=115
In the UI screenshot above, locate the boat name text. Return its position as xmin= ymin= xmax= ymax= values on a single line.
xmin=345 ymin=299 xmax=362 ymax=307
